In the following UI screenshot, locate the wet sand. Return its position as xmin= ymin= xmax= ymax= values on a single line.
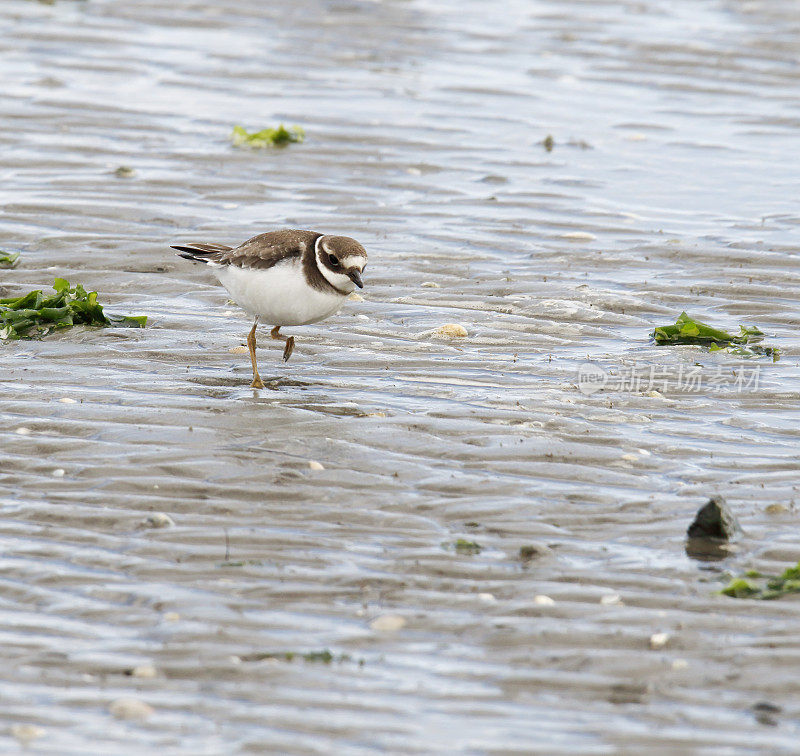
xmin=2 ymin=0 xmax=800 ymax=752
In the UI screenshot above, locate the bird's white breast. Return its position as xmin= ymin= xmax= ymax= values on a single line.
xmin=213 ymin=260 xmax=346 ymax=326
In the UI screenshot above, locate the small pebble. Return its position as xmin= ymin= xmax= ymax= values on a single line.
xmin=143 ymin=513 xmax=174 ymax=529
xmin=370 ymin=614 xmax=406 ymax=632
xmin=308 ymin=460 xmax=325 ymax=471
xmin=11 ymin=724 xmax=45 ymax=745
xmin=649 ymin=632 xmax=670 ymax=650
xmin=534 ymin=594 xmax=555 ymax=606
xmin=765 ymin=503 xmax=788 ymax=515
xmin=671 ymin=659 xmax=689 ymax=671
xmin=15 ymin=427 xmax=31 ymax=435
xmin=647 ymin=390 xmax=664 ymax=398
xmin=478 ymin=593 xmax=496 ymax=602
xmin=109 ymin=698 xmax=153 ymax=721
xmin=58 ymin=397 xmax=77 ymax=404
xmin=131 ymin=664 xmax=157 ymax=679
xmin=433 ymin=323 xmax=468 ymax=338
xmin=114 ymin=166 xmax=136 ymax=178
xmin=52 ymin=469 xmax=65 ymax=478
xmin=421 ymin=281 xmax=440 ymax=288
xmin=600 ymin=593 xmax=622 ymax=605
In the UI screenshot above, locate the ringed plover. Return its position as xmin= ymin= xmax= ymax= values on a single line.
xmin=173 ymin=229 xmax=367 ymax=388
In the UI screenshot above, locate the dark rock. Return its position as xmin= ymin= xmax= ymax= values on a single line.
xmin=687 ymin=496 xmax=742 ymax=541
xmin=752 ymin=701 xmax=781 ymax=727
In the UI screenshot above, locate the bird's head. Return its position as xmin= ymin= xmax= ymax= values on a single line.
xmin=315 ymin=235 xmax=367 ymax=292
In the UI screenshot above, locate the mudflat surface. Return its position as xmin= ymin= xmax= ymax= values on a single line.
xmin=2 ymin=0 xmax=800 ymax=753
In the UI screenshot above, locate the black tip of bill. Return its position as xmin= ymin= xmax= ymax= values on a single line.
xmin=348 ymin=270 xmax=364 ymax=289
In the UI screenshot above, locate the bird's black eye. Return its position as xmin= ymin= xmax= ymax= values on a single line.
xmin=328 ymin=254 xmax=340 ymax=267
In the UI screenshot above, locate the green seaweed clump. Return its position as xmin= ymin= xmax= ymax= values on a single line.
xmin=720 ymin=578 xmax=760 ymax=599
xmin=0 ymin=278 xmax=146 ymax=340
xmin=0 ymin=251 xmax=20 ymax=269
xmin=445 ymin=539 xmax=483 ymax=555
xmin=653 ymin=312 xmax=777 ymax=359
xmin=231 ymin=124 xmax=305 ymax=149
xmin=721 ymin=561 xmax=800 ymax=600
xmin=240 ymin=649 xmax=352 ymax=664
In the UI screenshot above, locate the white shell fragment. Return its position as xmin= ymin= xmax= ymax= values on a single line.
xmin=308 ymin=460 xmax=325 ymax=471
xmin=560 ymin=231 xmax=597 ymax=242
xmin=370 ymin=614 xmax=407 ymax=632
xmin=649 ymin=632 xmax=670 ymax=650
xmin=143 ymin=513 xmax=175 ymax=529
xmin=11 ymin=724 xmax=45 ymax=745
xmin=131 ymin=664 xmax=158 ymax=679
xmin=109 ymin=698 xmax=154 ymax=721
xmin=534 ymin=595 xmax=556 ymax=606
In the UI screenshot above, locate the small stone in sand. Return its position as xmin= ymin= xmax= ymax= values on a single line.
xmin=109 ymin=698 xmax=153 ymax=721
xmin=600 ymin=593 xmax=622 ymax=606
xmin=534 ymin=595 xmax=555 ymax=606
xmin=433 ymin=323 xmax=468 ymax=338
xmin=58 ymin=397 xmax=77 ymax=404
xmin=687 ymin=496 xmax=741 ymax=541
xmin=114 ymin=166 xmax=136 ymax=178
xmin=370 ymin=614 xmax=406 ymax=632
xmin=143 ymin=513 xmax=174 ymax=529
xmin=765 ymin=503 xmax=789 ymax=515
xmin=421 ymin=281 xmax=440 ymax=288
xmin=308 ymin=460 xmax=325 ymax=471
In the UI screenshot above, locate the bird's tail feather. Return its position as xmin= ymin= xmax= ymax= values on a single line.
xmin=171 ymin=242 xmax=233 ymax=263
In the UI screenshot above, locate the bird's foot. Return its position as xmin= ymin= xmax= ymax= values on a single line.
xmin=283 ymin=336 xmax=295 ymax=362
xmin=250 ymin=374 xmax=265 ymax=389
xmin=270 ymin=325 xmax=282 ymax=340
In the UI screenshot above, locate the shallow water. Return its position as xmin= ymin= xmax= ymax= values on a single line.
xmin=2 ymin=0 xmax=800 ymax=752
